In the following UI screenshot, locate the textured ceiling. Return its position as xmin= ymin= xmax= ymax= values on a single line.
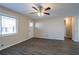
xmin=0 ymin=3 xmax=79 ymax=19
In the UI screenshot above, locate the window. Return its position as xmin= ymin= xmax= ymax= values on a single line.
xmin=0 ymin=15 xmax=17 ymax=35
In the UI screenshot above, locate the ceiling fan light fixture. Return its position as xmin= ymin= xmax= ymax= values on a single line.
xmin=41 ymin=13 xmax=44 ymax=16
xmin=31 ymin=5 xmax=51 ymax=16
xmin=37 ymin=12 xmax=44 ymax=16
xmin=37 ymin=12 xmax=41 ymax=16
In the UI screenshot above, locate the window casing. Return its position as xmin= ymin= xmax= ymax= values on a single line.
xmin=0 ymin=14 xmax=17 ymax=36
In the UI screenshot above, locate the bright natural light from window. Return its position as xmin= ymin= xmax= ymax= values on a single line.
xmin=1 ymin=15 xmax=16 ymax=35
xmin=29 ymin=22 xmax=33 ymax=27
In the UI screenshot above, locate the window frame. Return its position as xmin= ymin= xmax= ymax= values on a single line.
xmin=0 ymin=12 xmax=18 ymax=37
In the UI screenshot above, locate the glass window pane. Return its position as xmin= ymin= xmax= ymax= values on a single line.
xmin=1 ymin=16 xmax=16 ymax=35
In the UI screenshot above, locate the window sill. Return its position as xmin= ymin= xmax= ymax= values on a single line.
xmin=0 ymin=33 xmax=17 ymax=37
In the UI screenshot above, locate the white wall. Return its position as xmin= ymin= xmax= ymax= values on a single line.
xmin=0 ymin=7 xmax=34 ymax=50
xmin=28 ymin=19 xmax=34 ymax=38
xmin=72 ymin=16 xmax=79 ymax=42
xmin=34 ymin=16 xmax=79 ymax=42
xmin=34 ymin=17 xmax=65 ymax=40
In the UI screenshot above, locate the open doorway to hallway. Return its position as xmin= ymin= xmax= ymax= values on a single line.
xmin=64 ymin=16 xmax=74 ymax=40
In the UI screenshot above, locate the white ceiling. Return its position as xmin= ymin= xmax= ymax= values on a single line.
xmin=0 ymin=3 xmax=79 ymax=19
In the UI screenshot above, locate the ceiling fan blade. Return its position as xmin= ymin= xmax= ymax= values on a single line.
xmin=44 ymin=12 xmax=50 ymax=15
xmin=45 ymin=7 xmax=51 ymax=11
xmin=30 ymin=12 xmax=37 ymax=14
xmin=32 ymin=6 xmax=38 ymax=11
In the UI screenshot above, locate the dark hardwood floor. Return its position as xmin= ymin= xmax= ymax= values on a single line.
xmin=0 ymin=38 xmax=79 ymax=55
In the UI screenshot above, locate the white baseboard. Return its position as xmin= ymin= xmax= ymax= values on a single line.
xmin=73 ymin=40 xmax=79 ymax=42
xmin=34 ymin=37 xmax=64 ymax=41
xmin=0 ymin=37 xmax=32 ymax=51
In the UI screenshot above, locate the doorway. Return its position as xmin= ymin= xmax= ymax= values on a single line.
xmin=64 ymin=16 xmax=73 ymax=40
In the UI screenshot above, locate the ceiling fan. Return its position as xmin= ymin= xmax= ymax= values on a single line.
xmin=30 ymin=5 xmax=51 ymax=16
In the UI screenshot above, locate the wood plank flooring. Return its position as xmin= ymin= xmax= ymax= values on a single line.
xmin=0 ymin=38 xmax=79 ymax=55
